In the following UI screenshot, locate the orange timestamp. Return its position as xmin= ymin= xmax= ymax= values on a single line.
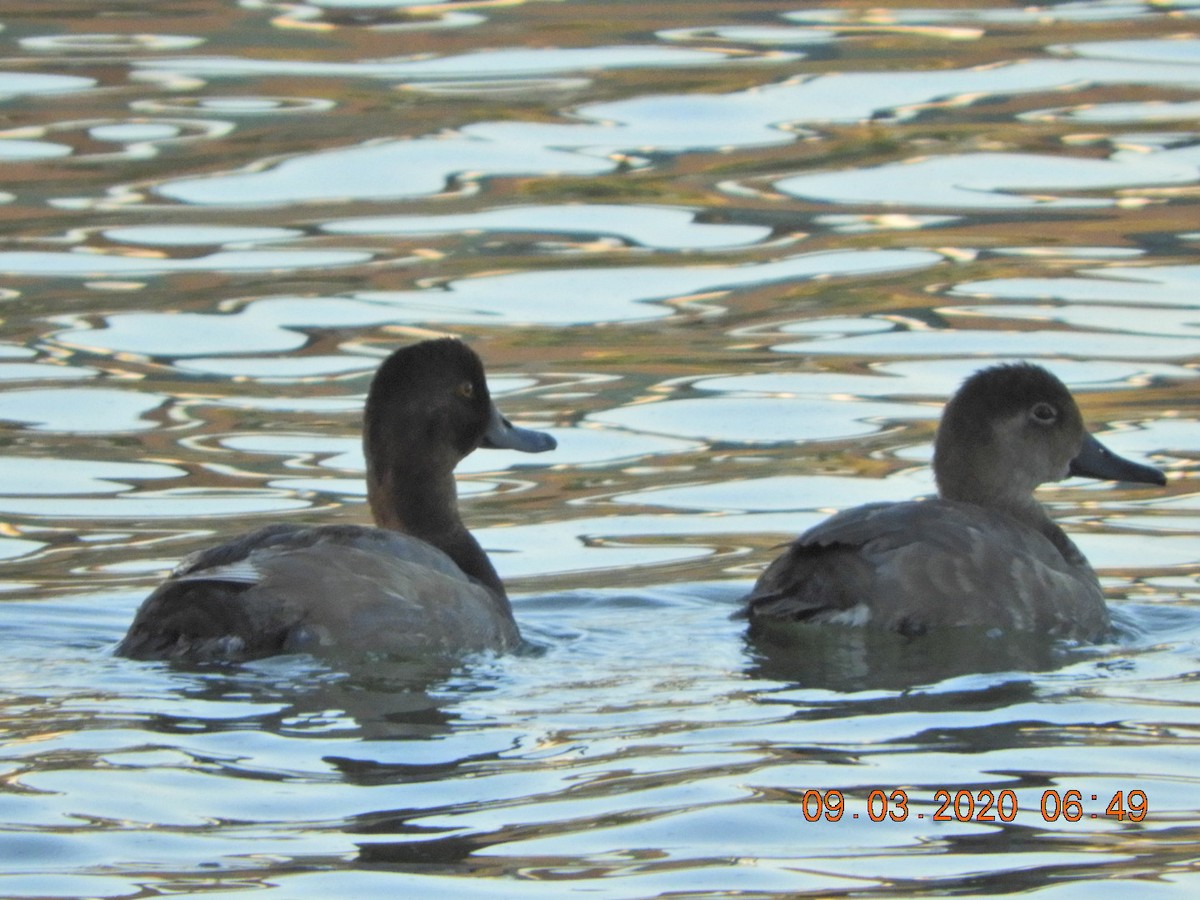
xmin=794 ymin=788 xmax=1148 ymax=823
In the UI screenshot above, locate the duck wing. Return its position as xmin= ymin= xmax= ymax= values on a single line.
xmin=743 ymin=500 xmax=1107 ymax=640
xmin=117 ymin=524 xmax=520 ymax=662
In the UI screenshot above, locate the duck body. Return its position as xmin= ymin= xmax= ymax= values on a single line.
xmin=117 ymin=524 xmax=521 ymax=661
xmin=744 ymin=363 xmax=1165 ymax=643
xmin=746 ymin=497 xmax=1108 ymax=640
xmin=117 ymin=339 xmax=555 ymax=663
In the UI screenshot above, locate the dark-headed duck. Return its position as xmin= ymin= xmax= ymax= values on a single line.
xmin=117 ymin=338 xmax=556 ymax=662
xmin=743 ymin=363 xmax=1165 ymax=642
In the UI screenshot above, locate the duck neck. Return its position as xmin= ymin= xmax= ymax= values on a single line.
xmin=366 ymin=457 xmax=507 ymax=599
xmin=938 ymin=471 xmax=1087 ymax=568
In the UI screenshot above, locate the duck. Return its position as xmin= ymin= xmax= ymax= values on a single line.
xmin=117 ymin=338 xmax=557 ymax=662
xmin=742 ymin=362 xmax=1165 ymax=642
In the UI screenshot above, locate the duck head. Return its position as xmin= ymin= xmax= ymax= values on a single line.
xmin=933 ymin=363 xmax=1164 ymax=510
xmin=365 ymin=338 xmax=554 ymax=467
xmin=363 ymin=338 xmax=555 ymax=533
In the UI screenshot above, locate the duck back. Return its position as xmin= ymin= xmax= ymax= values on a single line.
xmin=117 ymin=523 xmax=521 ymax=662
xmin=745 ymin=499 xmax=1109 ymax=641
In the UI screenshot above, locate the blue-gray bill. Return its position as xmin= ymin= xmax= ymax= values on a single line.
xmin=1069 ymin=433 xmax=1165 ymax=486
xmin=480 ymin=402 xmax=557 ymax=453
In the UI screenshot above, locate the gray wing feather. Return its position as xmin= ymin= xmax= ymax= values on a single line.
xmin=745 ymin=500 xmax=1107 ymax=640
xmin=118 ymin=524 xmax=519 ymax=661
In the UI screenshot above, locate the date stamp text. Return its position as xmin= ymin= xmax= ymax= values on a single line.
xmin=794 ymin=789 xmax=1147 ymax=823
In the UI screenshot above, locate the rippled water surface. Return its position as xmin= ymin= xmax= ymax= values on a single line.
xmin=2 ymin=1 xmax=1199 ymax=896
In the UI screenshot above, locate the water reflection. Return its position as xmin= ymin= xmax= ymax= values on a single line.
xmin=0 ymin=359 xmax=95 ymax=383
xmin=130 ymin=95 xmax=336 ymax=115
xmin=138 ymin=44 xmax=789 ymax=80
xmin=101 ymin=225 xmax=304 ymax=246
xmin=0 ymin=72 xmax=96 ymax=96
xmin=748 ymin=625 xmax=1075 ymax=693
xmin=786 ymin=2 xmax=1197 ymax=26
xmin=0 ymin=249 xmax=373 ymax=277
xmin=18 ymin=33 xmax=205 ymax=53
xmin=0 ymin=492 xmax=313 ymax=520
xmin=153 ymin=135 xmax=621 ymax=205
xmin=322 ymin=204 xmax=775 ymax=250
xmin=0 ymin=457 xmax=183 ymax=495
xmin=122 ymin=50 xmax=1200 ymax=209
xmin=773 ymin=148 xmax=1200 ymax=208
xmin=0 ymin=139 xmax=71 ymax=161
xmin=1025 ymin=99 xmax=1200 ymax=123
xmin=262 ymin=0 xmax=491 ymax=33
xmin=953 ymin=264 xmax=1200 ymax=306
xmin=613 ymin=472 xmax=932 ymax=514
xmin=53 ymin=248 xmax=941 ymax=357
xmin=2 ymin=0 xmax=1199 ymax=896
xmin=0 ymin=388 xmax=164 ymax=432
xmin=694 ymin=358 xmax=1196 ymax=396
xmin=660 ymin=25 xmax=835 ymax=47
xmin=1063 ymin=36 xmax=1200 ymax=64
xmin=592 ymin=395 xmax=933 ymax=444
xmin=771 ymin=316 xmax=1200 ymax=359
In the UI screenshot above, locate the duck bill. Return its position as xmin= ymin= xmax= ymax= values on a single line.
xmin=480 ymin=402 xmax=557 ymax=453
xmin=1069 ymin=433 xmax=1165 ymax=486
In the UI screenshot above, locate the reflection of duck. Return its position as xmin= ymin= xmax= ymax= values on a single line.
xmin=118 ymin=339 xmax=556 ymax=662
xmin=743 ymin=363 xmax=1165 ymax=643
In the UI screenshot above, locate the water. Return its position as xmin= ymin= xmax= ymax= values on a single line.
xmin=1 ymin=0 xmax=1198 ymax=896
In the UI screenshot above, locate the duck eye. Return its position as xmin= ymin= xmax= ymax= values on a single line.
xmin=457 ymin=380 xmax=475 ymax=400
xmin=1030 ymin=402 xmax=1057 ymax=425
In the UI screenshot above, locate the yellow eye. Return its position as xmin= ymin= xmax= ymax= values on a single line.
xmin=457 ymin=380 xmax=474 ymax=399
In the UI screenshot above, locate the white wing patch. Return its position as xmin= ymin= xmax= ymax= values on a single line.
xmin=820 ymin=603 xmax=872 ymax=626
xmin=171 ymin=559 xmax=263 ymax=585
